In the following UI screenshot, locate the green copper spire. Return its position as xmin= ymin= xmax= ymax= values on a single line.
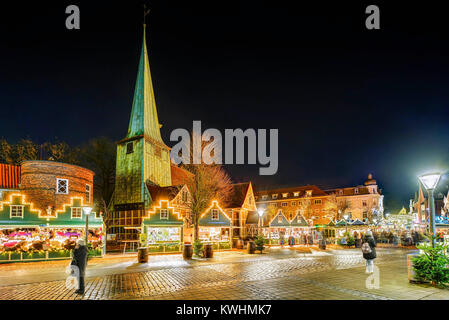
xmin=126 ymin=28 xmax=164 ymax=143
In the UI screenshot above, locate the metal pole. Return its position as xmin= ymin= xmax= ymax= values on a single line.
xmin=85 ymin=214 xmax=89 ymax=245
xmin=428 ymin=189 xmax=436 ymax=247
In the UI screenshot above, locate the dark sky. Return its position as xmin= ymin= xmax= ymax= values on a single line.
xmin=1 ymin=1 xmax=449 ymax=212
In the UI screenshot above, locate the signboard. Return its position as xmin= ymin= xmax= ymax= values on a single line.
xmin=107 ymin=233 xmax=116 ymax=241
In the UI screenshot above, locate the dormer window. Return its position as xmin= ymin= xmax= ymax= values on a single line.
xmin=306 ymin=190 xmax=312 ymax=197
xmin=282 ymin=193 xmax=288 ymax=198
xmin=262 ymin=195 xmax=268 ymax=200
xmin=293 ymin=192 xmax=299 ymax=197
xmin=354 ymin=188 xmax=359 ymax=194
xmin=339 ymin=190 xmax=343 ymax=195
xmin=272 ymin=194 xmax=278 ymax=199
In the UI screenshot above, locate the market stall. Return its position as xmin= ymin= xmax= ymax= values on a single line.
xmin=141 ymin=200 xmax=184 ymax=253
xmin=289 ymin=213 xmax=310 ymax=245
xmin=0 ymin=196 xmax=104 ymax=263
xmin=198 ymin=201 xmax=232 ymax=250
xmin=323 ymin=220 xmax=337 ymax=242
xmin=266 ymin=211 xmax=290 ymax=245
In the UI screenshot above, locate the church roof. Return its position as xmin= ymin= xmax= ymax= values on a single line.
xmin=146 ymin=184 xmax=182 ymax=203
xmin=170 ymin=165 xmax=194 ymax=186
xmin=227 ymin=182 xmax=251 ymax=208
xmin=126 ymin=28 xmax=167 ymax=147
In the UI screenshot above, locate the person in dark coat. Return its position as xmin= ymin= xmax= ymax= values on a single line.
xmin=362 ymin=230 xmax=376 ymax=273
xmin=71 ymin=238 xmax=89 ymax=294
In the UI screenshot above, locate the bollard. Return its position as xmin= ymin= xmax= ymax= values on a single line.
xmin=247 ymin=241 xmax=256 ymax=254
xmin=183 ymin=244 xmax=193 ymax=259
xmin=137 ymin=247 xmax=148 ymax=263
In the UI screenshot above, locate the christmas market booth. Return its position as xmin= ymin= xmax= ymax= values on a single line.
xmin=289 ymin=213 xmax=311 ymax=244
xmin=323 ymin=219 xmax=337 ymax=240
xmin=266 ymin=211 xmax=290 ymax=245
xmin=436 ymin=216 xmax=449 ymax=237
xmin=141 ymin=200 xmax=184 ymax=253
xmin=335 ymin=219 xmax=369 ymax=239
xmin=0 ymin=195 xmax=104 ymax=263
xmin=198 ymin=201 xmax=232 ymax=250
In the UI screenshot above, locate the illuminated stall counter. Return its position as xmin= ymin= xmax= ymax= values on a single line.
xmin=141 ymin=200 xmax=184 ymax=253
xmin=266 ymin=211 xmax=290 ymax=245
xmin=0 ymin=195 xmax=105 ymax=263
xmin=198 ymin=201 xmax=232 ymax=250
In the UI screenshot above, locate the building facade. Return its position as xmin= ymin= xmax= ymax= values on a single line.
xmin=255 ymin=174 xmax=384 ymax=226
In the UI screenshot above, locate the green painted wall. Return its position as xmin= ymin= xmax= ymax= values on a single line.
xmin=0 ymin=195 xmax=103 ymax=227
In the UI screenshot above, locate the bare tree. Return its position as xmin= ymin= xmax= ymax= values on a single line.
xmin=43 ymin=140 xmax=79 ymax=164
xmin=78 ymin=137 xmax=116 ymax=224
xmin=180 ymin=131 xmax=233 ymax=241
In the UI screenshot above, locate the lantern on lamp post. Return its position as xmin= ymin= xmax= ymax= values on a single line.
xmin=418 ymin=173 xmax=441 ymax=247
xmin=83 ymin=207 xmax=92 ymax=245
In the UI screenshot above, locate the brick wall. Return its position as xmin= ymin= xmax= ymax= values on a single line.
xmin=20 ymin=160 xmax=94 ymax=214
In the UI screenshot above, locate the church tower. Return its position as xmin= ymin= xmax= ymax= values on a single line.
xmin=114 ymin=27 xmax=172 ymax=207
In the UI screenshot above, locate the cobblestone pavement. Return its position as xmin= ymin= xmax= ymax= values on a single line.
xmin=0 ymin=248 xmax=448 ymax=300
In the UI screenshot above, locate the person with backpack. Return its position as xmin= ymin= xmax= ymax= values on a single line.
xmin=361 ymin=230 xmax=376 ymax=273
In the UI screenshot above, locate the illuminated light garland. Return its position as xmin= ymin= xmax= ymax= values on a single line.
xmin=0 ymin=193 xmax=42 ymax=216
xmin=199 ymin=200 xmax=232 ymax=222
xmin=144 ymin=199 xmax=183 ymax=220
xmin=53 ymin=196 xmax=89 ymax=219
xmin=0 ymin=194 xmax=99 ymax=221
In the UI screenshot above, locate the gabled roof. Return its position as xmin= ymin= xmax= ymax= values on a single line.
xmin=290 ymin=213 xmax=309 ymax=227
xmin=255 ymin=185 xmax=328 ymax=200
xmin=170 ymin=164 xmax=194 ymax=186
xmin=146 ymin=184 xmax=182 ymax=203
xmin=336 ymin=219 xmax=350 ymax=227
xmin=327 ymin=220 xmax=336 ymax=227
xmin=351 ymin=219 xmax=366 ymax=226
xmin=199 ymin=201 xmax=232 ymax=227
xmin=0 ymin=163 xmax=21 ymax=189
xmin=269 ymin=211 xmax=290 ymax=227
xmin=227 ymin=182 xmax=251 ymax=208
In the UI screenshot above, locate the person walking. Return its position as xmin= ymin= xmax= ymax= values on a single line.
xmin=361 ymin=230 xmax=376 ymax=273
xmin=71 ymin=238 xmax=89 ymax=294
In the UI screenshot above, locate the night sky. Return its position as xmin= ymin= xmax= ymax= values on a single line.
xmin=1 ymin=1 xmax=449 ymax=212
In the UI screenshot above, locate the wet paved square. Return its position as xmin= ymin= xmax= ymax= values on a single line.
xmin=0 ymin=247 xmax=448 ymax=300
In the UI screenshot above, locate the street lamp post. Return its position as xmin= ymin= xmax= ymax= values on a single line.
xmin=257 ymin=209 xmax=264 ymax=236
xmin=83 ymin=207 xmax=92 ymax=245
xmin=418 ymin=173 xmax=441 ymax=248
xmin=343 ymin=214 xmax=349 ymax=233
